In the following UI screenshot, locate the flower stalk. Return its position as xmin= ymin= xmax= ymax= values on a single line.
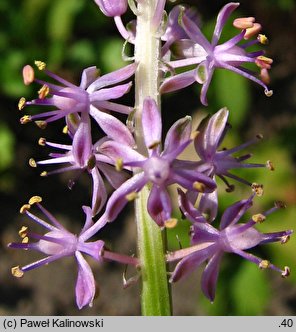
xmin=134 ymin=0 xmax=172 ymax=315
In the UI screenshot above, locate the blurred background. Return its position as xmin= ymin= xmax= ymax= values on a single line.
xmin=0 ymin=0 xmax=295 ymax=315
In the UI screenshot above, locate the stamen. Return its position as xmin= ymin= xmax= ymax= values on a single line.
xmin=274 ymin=201 xmax=286 ymax=209
xmin=244 ymin=23 xmax=262 ymax=39
xmin=38 ymin=85 xmax=49 ymax=99
xmin=266 ymin=160 xmax=274 ymax=171
xmin=22 ymin=65 xmax=35 ymax=85
xmin=233 ymin=17 xmax=255 ymax=29
xmin=281 ymin=266 xmax=290 ymax=278
xmin=255 ymin=56 xmax=273 ymax=69
xmin=258 ymin=34 xmax=269 ymax=45
xmin=281 ymin=235 xmax=290 ymax=244
xmin=34 ymin=60 xmax=46 ymax=70
xmin=165 ymin=218 xmax=178 ymax=229
xmin=22 ymin=236 xmax=29 ymax=244
xmin=29 ymin=158 xmax=37 ymax=168
xmin=251 ymin=183 xmax=264 ymax=196
xmin=38 ymin=137 xmax=46 ymax=146
xmin=40 ymin=171 xmax=48 ymax=177
xmin=264 ymin=89 xmax=273 ymax=97
xmin=148 ymin=141 xmax=161 ymax=149
xmin=20 ymin=115 xmax=32 ymax=124
xmin=28 ymin=196 xmax=42 ymax=205
xmin=18 ymin=226 xmax=28 ymax=238
xmin=225 ymin=184 xmax=235 ymax=192
xmin=259 ymin=259 xmax=270 ymax=269
xmin=190 ymin=130 xmax=199 ymax=140
xmin=35 ymin=120 xmax=47 ymax=129
xmin=252 ymin=213 xmax=266 ymax=223
xmin=18 ymin=97 xmax=26 ymax=110
xmin=192 ymin=181 xmax=205 ymax=193
xmin=125 ymin=192 xmax=139 ymax=201
xmin=11 ymin=266 xmax=24 ymax=278
xmin=115 ymin=158 xmax=123 ymax=172
xmin=260 ymin=68 xmax=270 ymax=84
xmin=20 ymin=204 xmax=31 ymax=214
xmin=256 ymin=133 xmax=263 ymax=140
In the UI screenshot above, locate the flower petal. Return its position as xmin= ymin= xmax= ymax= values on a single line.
xmin=80 ymin=66 xmax=100 ymax=90
xmin=75 ymin=251 xmax=96 ymax=309
xmin=99 ymin=141 xmax=145 ymax=163
xmin=160 ymin=69 xmax=196 ymax=94
xmin=90 ymin=167 xmax=107 ymax=216
xmin=142 ymin=97 xmax=162 ymax=150
xmin=90 ymin=82 xmax=132 ymax=101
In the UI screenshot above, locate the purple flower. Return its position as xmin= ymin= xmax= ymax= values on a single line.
xmin=94 ymin=0 xmax=127 ymax=17
xmin=33 ymin=112 xmax=131 ymax=216
xmin=19 ymin=61 xmax=136 ymax=127
xmin=8 ymin=197 xmax=106 ymax=309
xmin=168 ymin=190 xmax=292 ymax=302
xmin=194 ymin=107 xmax=271 ymax=191
xmin=99 ymin=97 xmax=216 ymax=227
xmin=160 ymin=2 xmax=273 ymax=105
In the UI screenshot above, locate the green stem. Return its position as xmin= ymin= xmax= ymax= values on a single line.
xmin=134 ymin=0 xmax=172 ymax=316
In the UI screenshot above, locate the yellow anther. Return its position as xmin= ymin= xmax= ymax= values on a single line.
xmin=244 ymin=23 xmax=262 ymax=39
xmin=281 ymin=266 xmax=290 ymax=278
xmin=251 ymin=183 xmax=264 ymax=196
xmin=34 ymin=60 xmax=46 ymax=70
xmin=11 ymin=266 xmax=24 ymax=278
xmin=38 ymin=85 xmax=49 ymax=99
xmin=18 ymin=97 xmax=26 ymax=110
xmin=233 ymin=17 xmax=255 ymax=29
xmin=274 ymin=201 xmax=286 ymax=209
xmin=29 ymin=158 xmax=37 ymax=168
xmin=38 ymin=137 xmax=46 ymax=146
xmin=35 ymin=120 xmax=47 ymax=129
xmin=125 ymin=192 xmax=139 ymax=201
xmin=255 ymin=56 xmax=273 ymax=69
xmin=258 ymin=34 xmax=268 ymax=45
xmin=266 ymin=160 xmax=274 ymax=171
xmin=259 ymin=260 xmax=270 ymax=269
xmin=20 ymin=204 xmax=31 ymax=214
xmin=22 ymin=65 xmax=35 ymax=85
xmin=190 ymin=130 xmax=199 ymax=140
xmin=20 ymin=115 xmax=32 ymax=124
xmin=115 ymin=158 xmax=123 ymax=172
xmin=264 ymin=89 xmax=273 ymax=97
xmin=62 ymin=125 xmax=68 ymax=134
xmin=165 ymin=218 xmax=178 ymax=229
xmin=193 ymin=181 xmax=205 ymax=193
xmin=252 ymin=213 xmax=266 ymax=223
xmin=40 ymin=171 xmax=47 ymax=177
xmin=281 ymin=235 xmax=290 ymax=244
xmin=18 ymin=226 xmax=28 ymax=238
xmin=22 ymin=236 xmax=29 ymax=244
xmin=148 ymin=141 xmax=161 ymax=149
xmin=29 ymin=195 xmax=42 ymax=205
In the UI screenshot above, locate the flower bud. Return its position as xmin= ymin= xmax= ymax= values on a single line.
xmin=94 ymin=0 xmax=127 ymax=17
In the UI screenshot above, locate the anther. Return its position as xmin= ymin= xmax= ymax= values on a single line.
xmin=40 ymin=171 xmax=48 ymax=177
xmin=22 ymin=236 xmax=29 ymax=244
xmin=11 ymin=266 xmax=24 ymax=278
xmin=259 ymin=260 xmax=270 ymax=269
xmin=29 ymin=158 xmax=37 ymax=168
xmin=35 ymin=120 xmax=47 ymax=129
xmin=251 ymin=183 xmax=264 ymax=196
xmin=255 ymin=56 xmax=273 ymax=69
xmin=38 ymin=137 xmax=46 ymax=146
xmin=190 ymin=130 xmax=199 ymax=140
xmin=148 ymin=141 xmax=161 ymax=149
xmin=244 ymin=23 xmax=262 ymax=39
xmin=264 ymin=89 xmax=273 ymax=97
xmin=20 ymin=115 xmax=32 ymax=124
xmin=115 ymin=158 xmax=123 ymax=172
xmin=281 ymin=266 xmax=290 ymax=278
xmin=38 ymin=85 xmax=49 ymax=99
xmin=274 ymin=201 xmax=286 ymax=209
xmin=20 ymin=204 xmax=31 ymax=214
xmin=18 ymin=226 xmax=28 ymax=238
xmin=266 ymin=160 xmax=274 ymax=171
xmin=257 ymin=34 xmax=269 ymax=45
xmin=34 ymin=60 xmax=46 ymax=70
xmin=192 ymin=181 xmax=205 ymax=193
xmin=18 ymin=97 xmax=26 ymax=110
xmin=260 ymin=68 xmax=270 ymax=85
xmin=252 ymin=213 xmax=266 ymax=223
xmin=29 ymin=195 xmax=42 ymax=205
xmin=125 ymin=192 xmax=139 ymax=201
xmin=256 ymin=133 xmax=263 ymax=140
xmin=62 ymin=125 xmax=68 ymax=134
xmin=165 ymin=218 xmax=178 ymax=229
xmin=225 ymin=184 xmax=235 ymax=193
xmin=281 ymin=235 xmax=290 ymax=244
xmin=233 ymin=17 xmax=255 ymax=29
xmin=22 ymin=65 xmax=35 ymax=85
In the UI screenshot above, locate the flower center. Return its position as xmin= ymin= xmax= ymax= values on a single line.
xmin=143 ymin=156 xmax=171 ymax=186
xmin=52 ymin=87 xmax=89 ymax=113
